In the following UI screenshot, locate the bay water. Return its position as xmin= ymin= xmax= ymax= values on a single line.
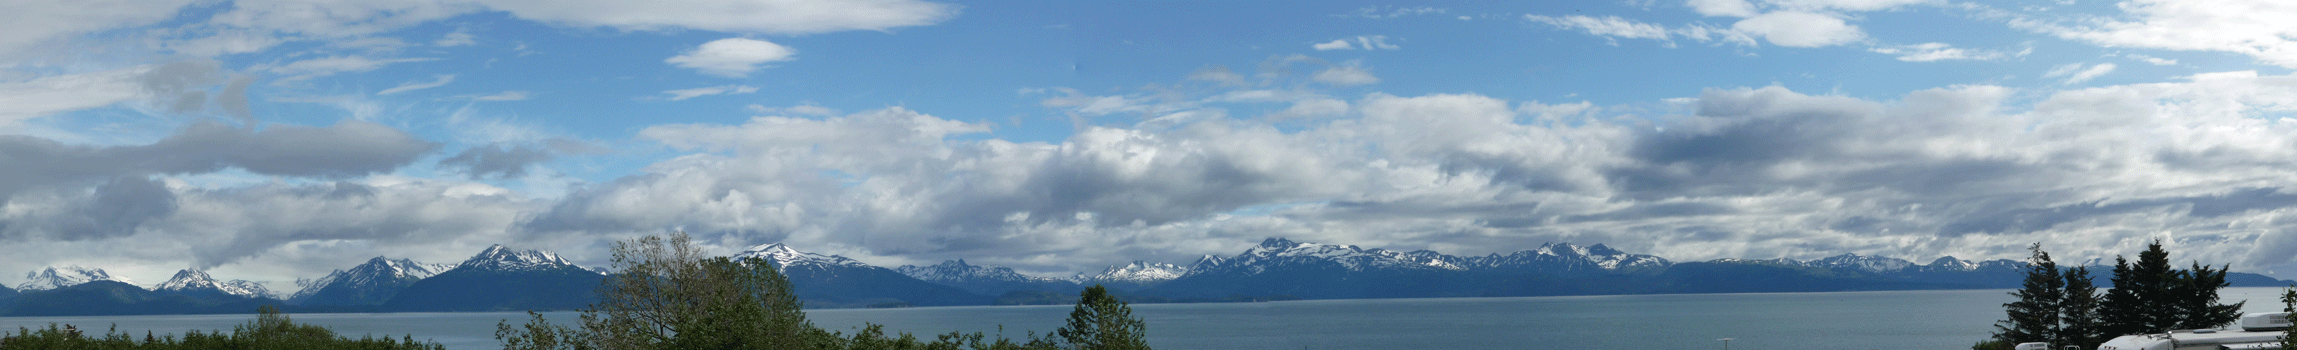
xmin=4 ymin=288 xmax=2290 ymax=350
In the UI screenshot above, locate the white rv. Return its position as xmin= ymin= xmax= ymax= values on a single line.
xmin=2089 ymin=312 xmax=2292 ymax=350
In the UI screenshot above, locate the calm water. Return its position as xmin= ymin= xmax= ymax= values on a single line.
xmin=4 ymin=288 xmax=2290 ymax=350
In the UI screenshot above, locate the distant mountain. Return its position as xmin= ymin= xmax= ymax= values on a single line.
xmin=1142 ymin=238 xmax=1483 ymax=299
xmin=0 ymin=280 xmax=276 ymax=316
xmin=154 ymin=269 xmax=276 ymax=299
xmin=1073 ymin=261 xmax=1190 ymax=290
xmin=290 ymin=257 xmax=451 ymax=306
xmin=1468 ymin=242 xmax=1671 ymax=277
xmin=381 ymin=245 xmax=604 ymax=312
xmin=17 ymin=266 xmax=134 ymax=291
xmin=897 ymin=260 xmax=1078 ymax=296
xmin=736 ymin=243 xmax=988 ymax=308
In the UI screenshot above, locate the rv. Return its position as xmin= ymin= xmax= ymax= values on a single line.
xmin=2088 ymin=312 xmax=2292 ymax=350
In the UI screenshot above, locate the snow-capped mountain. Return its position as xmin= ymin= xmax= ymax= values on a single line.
xmin=1470 ymin=242 xmax=1671 ymax=275
xmin=454 ymin=245 xmax=581 ymax=272
xmin=734 ymin=243 xmax=871 ymax=270
xmin=290 ymin=256 xmax=451 ymax=305
xmin=1805 ymin=253 xmax=1916 ymax=273
xmin=1074 ymin=260 xmax=1190 ymax=289
xmin=382 ymin=246 xmax=604 ymax=311
xmin=730 ymin=243 xmax=988 ymax=307
xmin=17 ymin=266 xmax=133 ymax=291
xmin=1194 ymin=238 xmax=1468 ymax=276
xmin=897 ymin=260 xmax=1077 ymax=295
xmin=898 ymin=260 xmax=1067 ymax=284
xmin=154 ymin=269 xmax=275 ymax=299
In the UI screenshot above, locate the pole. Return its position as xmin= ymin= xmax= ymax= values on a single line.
xmin=1718 ymin=338 xmax=1734 ymax=350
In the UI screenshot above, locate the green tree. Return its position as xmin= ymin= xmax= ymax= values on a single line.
xmin=2059 ymin=265 xmax=2105 ymax=349
xmin=2170 ymin=262 xmax=2242 ymax=330
xmin=1992 ymin=243 xmax=2063 ymax=345
xmin=498 ymin=232 xmax=828 ymax=350
xmin=1051 ymin=285 xmax=1149 ymax=350
xmin=2097 ymin=240 xmax=2245 ymax=337
xmin=2279 ymin=286 xmax=2297 ymax=350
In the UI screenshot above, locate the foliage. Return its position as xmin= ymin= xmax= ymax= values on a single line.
xmin=2058 ymin=265 xmax=2105 ymax=349
xmin=2097 ymin=240 xmax=2245 ymax=336
xmin=1969 ymin=339 xmax=2012 ymax=350
xmin=2281 ymin=286 xmax=2297 ymax=350
xmin=1051 ymin=286 xmax=1149 ymax=350
xmin=498 ymin=232 xmax=1152 ymax=350
xmin=0 ymin=305 xmax=443 ymax=349
xmin=1991 ymin=243 xmax=2063 ymax=345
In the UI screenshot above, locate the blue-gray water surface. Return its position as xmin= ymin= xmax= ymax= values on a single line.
xmin=4 ymin=288 xmax=2289 ymax=349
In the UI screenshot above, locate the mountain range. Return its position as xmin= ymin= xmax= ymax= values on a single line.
xmin=2 ymin=238 xmax=2290 ymax=316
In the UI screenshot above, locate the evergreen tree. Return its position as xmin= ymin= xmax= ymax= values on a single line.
xmin=1053 ymin=285 xmax=1150 ymax=350
xmin=2059 ymin=265 xmax=2105 ymax=349
xmin=1993 ymin=243 xmax=2063 ymax=345
xmin=2171 ymin=262 xmax=2243 ymax=330
xmin=2279 ymin=286 xmax=2297 ymax=350
xmin=2100 ymin=240 xmax=2179 ymax=336
xmin=2096 ymin=240 xmax=2246 ymax=337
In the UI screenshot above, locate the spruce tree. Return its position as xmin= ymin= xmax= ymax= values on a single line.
xmin=1993 ymin=243 xmax=2063 ymax=345
xmin=1054 ymin=285 xmax=1150 ymax=350
xmin=2059 ymin=265 xmax=2105 ymax=349
xmin=2171 ymin=262 xmax=2242 ymax=330
xmin=2100 ymin=240 xmax=2178 ymax=336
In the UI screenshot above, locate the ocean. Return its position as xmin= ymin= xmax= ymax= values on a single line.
xmin=3 ymin=287 xmax=2290 ymax=350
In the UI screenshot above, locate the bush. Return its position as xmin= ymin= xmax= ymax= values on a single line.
xmin=0 ymin=305 xmax=444 ymax=349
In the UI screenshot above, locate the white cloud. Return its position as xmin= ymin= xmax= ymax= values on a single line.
xmin=1731 ymin=11 xmax=1865 ymax=47
xmin=1868 ymin=43 xmax=2026 ymax=62
xmin=662 ymin=85 xmax=759 ymax=101
xmin=2119 ymin=53 xmax=2179 ymax=66
xmin=1338 ymin=6 xmax=1447 ymax=19
xmin=0 ymin=68 xmax=146 ymax=126
xmin=747 ymin=103 xmax=839 ymax=116
xmin=434 ymin=31 xmax=476 ymax=47
xmin=1527 ymin=15 xmax=1672 ymax=41
xmin=0 ymin=0 xmax=197 ymax=59
xmin=467 ymin=91 xmax=530 ymax=101
xmin=1312 ymin=35 xmax=1400 ymax=51
xmin=666 ymin=38 xmax=796 ymax=78
xmin=1689 ymin=0 xmax=1759 ymax=17
xmin=263 ymin=56 xmax=437 ymax=83
xmin=2012 ymin=0 xmax=2297 ymax=68
xmin=1762 ymin=0 xmax=1934 ymax=12
xmin=377 ymin=74 xmax=455 ymax=95
xmin=1312 ymin=64 xmax=1380 ymax=86
xmin=2044 ymin=62 xmax=2117 ymax=85
xmin=475 ymin=0 xmax=957 ymax=35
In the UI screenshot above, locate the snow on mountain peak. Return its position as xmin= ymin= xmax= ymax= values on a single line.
xmin=17 ymin=265 xmax=132 ymax=291
xmin=897 ymin=259 xmax=1064 ymax=284
xmin=1226 ymin=238 xmax=1466 ymax=273
xmin=1810 ymin=253 xmax=1914 ymax=273
xmin=1074 ymin=260 xmax=1189 ymax=285
xmin=155 ymin=269 xmax=275 ymax=299
xmin=734 ymin=243 xmax=869 ymax=270
xmin=455 ymin=245 xmax=578 ymax=272
xmin=289 ymin=256 xmax=450 ymax=303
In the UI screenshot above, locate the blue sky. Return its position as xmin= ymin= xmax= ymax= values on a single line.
xmin=6 ymin=0 xmax=2297 ymax=290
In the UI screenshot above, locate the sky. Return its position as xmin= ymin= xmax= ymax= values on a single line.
xmin=5 ymin=0 xmax=2297 ymax=291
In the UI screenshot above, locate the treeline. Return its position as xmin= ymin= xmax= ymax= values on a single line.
xmin=2 ymin=233 xmax=1154 ymax=350
xmin=493 ymin=233 xmax=1149 ymax=350
xmin=0 ymin=306 xmax=443 ymax=349
xmin=1977 ymin=241 xmax=2244 ymax=350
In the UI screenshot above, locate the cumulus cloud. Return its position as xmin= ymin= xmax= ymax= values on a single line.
xmin=477 ymin=0 xmax=957 ymax=34
xmin=478 ymin=69 xmax=2297 ymax=277
xmin=0 ymin=120 xmax=438 ymax=205
xmin=438 ymin=140 xmax=590 ymax=180
xmin=667 ymin=38 xmax=796 ymax=78
xmin=1689 ymin=0 xmax=1760 ymax=17
xmin=1731 ymin=11 xmax=1864 ymax=47
xmin=0 ymin=0 xmax=196 ymax=59
xmin=378 ymin=75 xmax=456 ymax=95
xmin=0 ymin=68 xmax=148 ymax=126
xmin=2013 ymin=0 xmax=2297 ymax=68
xmin=661 ymin=85 xmax=759 ymax=101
